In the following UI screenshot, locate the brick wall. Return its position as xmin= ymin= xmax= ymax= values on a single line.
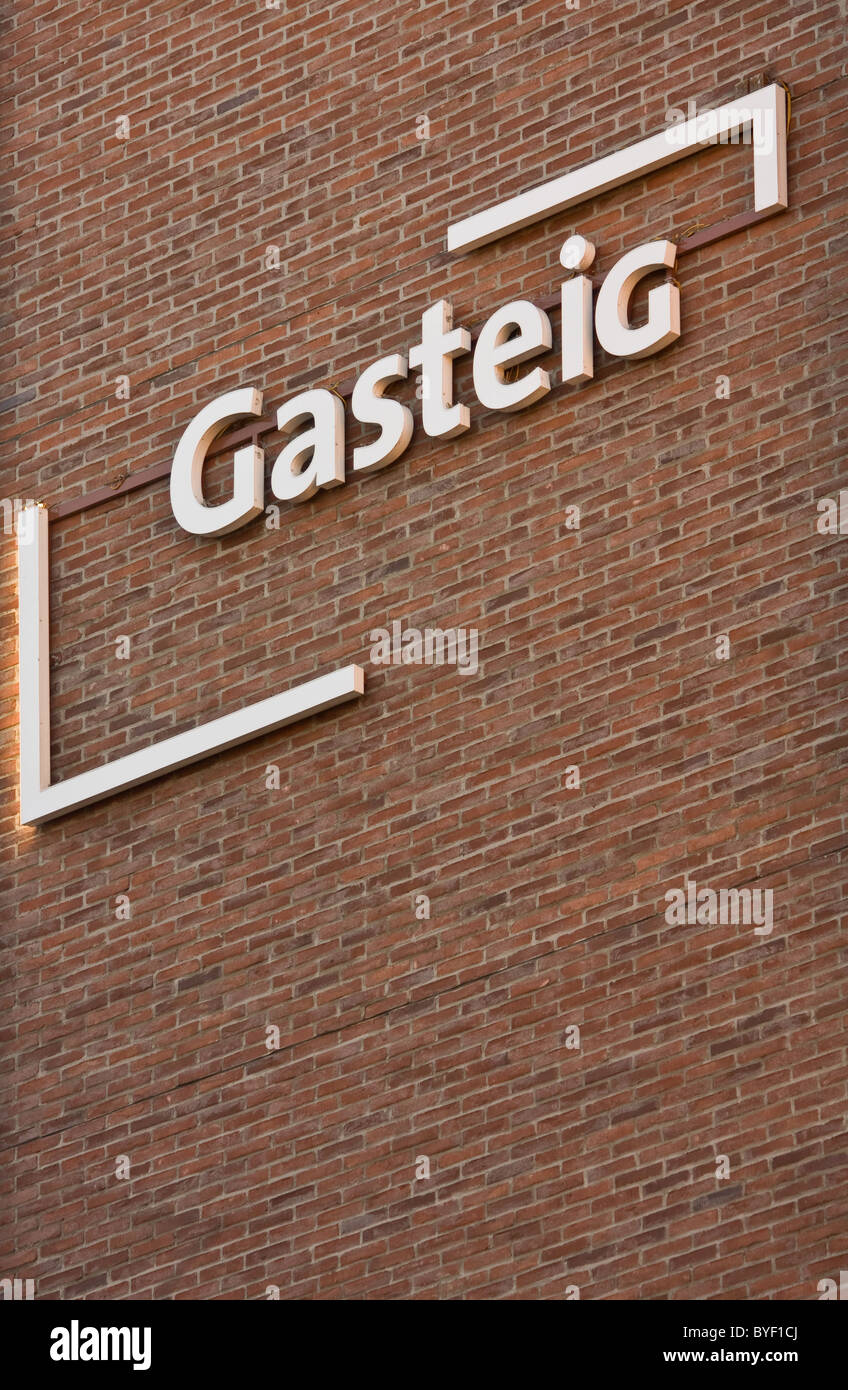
xmin=0 ymin=0 xmax=846 ymax=1298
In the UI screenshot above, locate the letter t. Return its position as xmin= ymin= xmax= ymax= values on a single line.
xmin=408 ymin=299 xmax=471 ymax=438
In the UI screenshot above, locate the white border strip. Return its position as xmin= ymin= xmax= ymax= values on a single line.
xmin=447 ymin=84 xmax=787 ymax=254
xmin=17 ymin=506 xmax=365 ymax=825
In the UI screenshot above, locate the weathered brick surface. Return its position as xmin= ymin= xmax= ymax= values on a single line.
xmin=0 ymin=0 xmax=845 ymax=1298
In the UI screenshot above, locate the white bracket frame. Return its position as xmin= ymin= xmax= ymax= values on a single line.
xmin=17 ymin=505 xmax=365 ymax=825
xmin=447 ymin=83 xmax=788 ymax=254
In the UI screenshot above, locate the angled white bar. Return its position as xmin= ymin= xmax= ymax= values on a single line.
xmin=447 ymin=83 xmax=787 ymax=253
xmin=17 ymin=505 xmax=51 ymax=810
xmin=17 ymin=506 xmax=365 ymax=825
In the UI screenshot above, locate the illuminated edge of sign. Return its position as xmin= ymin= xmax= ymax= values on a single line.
xmin=17 ymin=505 xmax=365 ymax=826
xmin=446 ymin=83 xmax=787 ymax=254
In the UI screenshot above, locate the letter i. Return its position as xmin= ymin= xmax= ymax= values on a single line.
xmin=560 ymin=236 xmax=595 ymax=384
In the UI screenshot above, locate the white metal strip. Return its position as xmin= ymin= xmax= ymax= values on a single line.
xmin=17 ymin=506 xmax=365 ymax=825
xmin=447 ymin=84 xmax=787 ymax=254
